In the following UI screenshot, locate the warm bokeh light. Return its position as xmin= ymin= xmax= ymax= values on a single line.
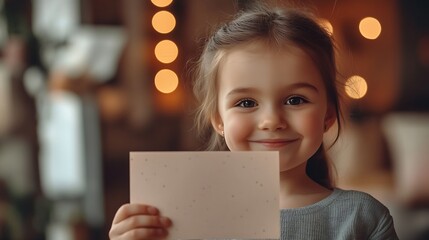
xmin=319 ymin=18 xmax=333 ymax=35
xmin=155 ymin=40 xmax=178 ymax=64
xmin=151 ymin=0 xmax=173 ymax=7
xmin=152 ymin=11 xmax=176 ymax=34
xmin=359 ymin=17 xmax=382 ymax=40
xmin=154 ymin=69 xmax=179 ymax=94
xmin=345 ymin=75 xmax=368 ymax=99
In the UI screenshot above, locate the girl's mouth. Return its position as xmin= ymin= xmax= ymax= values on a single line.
xmin=249 ymin=139 xmax=298 ymax=148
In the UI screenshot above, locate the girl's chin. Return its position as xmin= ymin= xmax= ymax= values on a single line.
xmin=279 ymin=159 xmax=308 ymax=172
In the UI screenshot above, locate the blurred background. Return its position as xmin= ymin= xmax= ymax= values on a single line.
xmin=0 ymin=0 xmax=428 ymax=239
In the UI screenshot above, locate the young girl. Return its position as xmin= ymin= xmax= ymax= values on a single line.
xmin=109 ymin=4 xmax=398 ymax=240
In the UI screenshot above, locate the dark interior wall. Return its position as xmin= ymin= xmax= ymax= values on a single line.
xmin=397 ymin=0 xmax=429 ymax=111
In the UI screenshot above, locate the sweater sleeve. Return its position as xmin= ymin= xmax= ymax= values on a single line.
xmin=368 ymin=206 xmax=399 ymax=240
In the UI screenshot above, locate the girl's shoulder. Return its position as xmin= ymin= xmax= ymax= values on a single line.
xmin=330 ymin=188 xmax=396 ymax=232
xmin=332 ymin=188 xmax=398 ymax=239
xmin=281 ymin=188 xmax=390 ymax=216
xmin=332 ymin=188 xmax=389 ymax=212
xmin=281 ymin=188 xmax=399 ymax=239
xmin=333 ymin=188 xmax=382 ymax=201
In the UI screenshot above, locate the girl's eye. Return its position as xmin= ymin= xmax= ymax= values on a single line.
xmin=285 ymin=96 xmax=307 ymax=105
xmin=236 ymin=99 xmax=257 ymax=108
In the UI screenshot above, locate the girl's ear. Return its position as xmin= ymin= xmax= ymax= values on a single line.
xmin=324 ymin=105 xmax=337 ymax=132
xmin=211 ymin=114 xmax=224 ymax=135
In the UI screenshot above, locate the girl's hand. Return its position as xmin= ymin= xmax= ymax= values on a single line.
xmin=109 ymin=203 xmax=172 ymax=239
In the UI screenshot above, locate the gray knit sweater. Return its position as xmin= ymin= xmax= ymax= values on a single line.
xmin=280 ymin=188 xmax=398 ymax=239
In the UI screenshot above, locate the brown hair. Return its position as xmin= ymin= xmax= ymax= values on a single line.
xmin=192 ymin=4 xmax=342 ymax=189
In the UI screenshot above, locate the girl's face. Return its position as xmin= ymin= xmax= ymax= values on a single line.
xmin=212 ymin=41 xmax=335 ymax=173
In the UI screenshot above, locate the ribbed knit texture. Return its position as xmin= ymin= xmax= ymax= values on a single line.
xmin=279 ymin=188 xmax=399 ymax=240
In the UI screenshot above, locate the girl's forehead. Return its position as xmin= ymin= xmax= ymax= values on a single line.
xmin=216 ymin=40 xmax=326 ymax=93
xmin=220 ymin=40 xmax=312 ymax=70
xmin=219 ymin=40 xmax=315 ymax=74
xmin=226 ymin=39 xmax=303 ymax=56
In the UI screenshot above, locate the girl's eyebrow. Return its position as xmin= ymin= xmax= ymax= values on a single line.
xmin=226 ymin=82 xmax=319 ymax=97
xmin=288 ymin=82 xmax=319 ymax=93
xmin=226 ymin=87 xmax=256 ymax=97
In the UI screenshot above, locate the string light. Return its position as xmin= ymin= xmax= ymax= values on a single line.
xmin=154 ymin=69 xmax=179 ymax=94
xmin=345 ymin=75 xmax=368 ymax=99
xmin=151 ymin=0 xmax=173 ymax=8
xmin=359 ymin=17 xmax=382 ymax=40
xmin=155 ymin=40 xmax=178 ymax=64
xmin=151 ymin=1 xmax=179 ymax=95
xmin=152 ymin=10 xmax=176 ymax=34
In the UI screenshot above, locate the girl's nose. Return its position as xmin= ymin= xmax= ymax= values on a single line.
xmin=258 ymin=108 xmax=287 ymax=131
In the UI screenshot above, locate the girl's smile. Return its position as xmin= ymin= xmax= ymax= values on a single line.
xmin=248 ymin=138 xmax=299 ymax=149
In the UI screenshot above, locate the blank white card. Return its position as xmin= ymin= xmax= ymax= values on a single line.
xmin=130 ymin=151 xmax=280 ymax=239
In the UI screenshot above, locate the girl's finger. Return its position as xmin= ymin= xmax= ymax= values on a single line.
xmin=112 ymin=203 xmax=159 ymax=224
xmin=120 ymin=215 xmax=171 ymax=229
xmin=112 ymin=215 xmax=172 ymax=235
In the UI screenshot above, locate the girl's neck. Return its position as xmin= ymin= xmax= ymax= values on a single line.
xmin=279 ymin=162 xmax=332 ymax=209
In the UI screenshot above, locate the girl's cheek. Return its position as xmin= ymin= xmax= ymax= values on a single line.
xmin=224 ymin=114 xmax=253 ymax=147
xmin=296 ymin=112 xmax=325 ymax=140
